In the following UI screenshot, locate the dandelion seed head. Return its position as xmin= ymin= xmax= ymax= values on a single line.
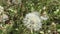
xmin=23 ymin=12 xmax=42 ymax=31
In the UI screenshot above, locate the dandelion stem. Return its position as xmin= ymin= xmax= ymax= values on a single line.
xmin=31 ymin=28 xmax=34 ymax=34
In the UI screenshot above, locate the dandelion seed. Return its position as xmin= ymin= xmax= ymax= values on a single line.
xmin=23 ymin=12 xmax=42 ymax=31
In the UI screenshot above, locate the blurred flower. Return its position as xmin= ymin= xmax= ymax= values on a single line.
xmin=0 ymin=6 xmax=8 ymax=22
xmin=15 ymin=28 xmax=18 ymax=31
xmin=51 ymin=22 xmax=56 ymax=26
xmin=56 ymin=9 xmax=59 ymax=12
xmin=12 ymin=0 xmax=21 ymax=4
xmin=40 ymin=12 xmax=49 ymax=20
xmin=43 ymin=6 xmax=46 ymax=10
xmin=40 ymin=31 xmax=44 ymax=34
xmin=57 ymin=29 xmax=60 ymax=32
xmin=48 ymin=30 xmax=51 ymax=33
xmin=40 ymin=15 xmax=48 ymax=20
xmin=0 ymin=6 xmax=4 ymax=14
xmin=54 ymin=9 xmax=59 ymax=14
xmin=23 ymin=12 xmax=42 ymax=31
xmin=0 ymin=6 xmax=4 ymax=10
xmin=0 ymin=14 xmax=9 ymax=22
xmin=2 ymin=14 xmax=9 ymax=22
xmin=0 ymin=24 xmax=3 ymax=27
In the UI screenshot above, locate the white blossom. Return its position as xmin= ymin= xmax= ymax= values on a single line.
xmin=23 ymin=12 xmax=42 ymax=31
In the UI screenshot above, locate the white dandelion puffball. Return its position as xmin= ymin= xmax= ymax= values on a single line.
xmin=0 ymin=14 xmax=9 ymax=22
xmin=0 ymin=6 xmax=4 ymax=14
xmin=23 ymin=12 xmax=42 ymax=31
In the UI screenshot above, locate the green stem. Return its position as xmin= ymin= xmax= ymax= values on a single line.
xmin=31 ymin=28 xmax=33 ymax=34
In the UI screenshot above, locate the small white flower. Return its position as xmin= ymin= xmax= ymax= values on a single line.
xmin=23 ymin=12 xmax=42 ymax=31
